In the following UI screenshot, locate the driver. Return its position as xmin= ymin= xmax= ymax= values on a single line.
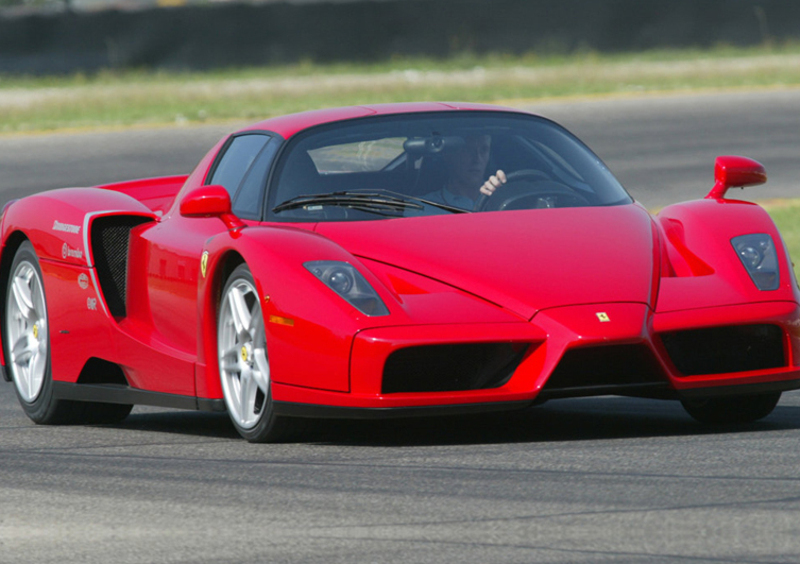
xmin=419 ymin=134 xmax=507 ymax=211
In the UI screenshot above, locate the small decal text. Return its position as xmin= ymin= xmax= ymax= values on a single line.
xmin=53 ymin=220 xmax=81 ymax=234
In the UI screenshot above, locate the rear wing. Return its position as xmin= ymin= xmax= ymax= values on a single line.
xmin=96 ymin=175 xmax=189 ymax=216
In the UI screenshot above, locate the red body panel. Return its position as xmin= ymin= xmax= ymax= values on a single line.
xmin=315 ymin=203 xmax=658 ymax=319
xmin=2 ymin=103 xmax=798 ymax=420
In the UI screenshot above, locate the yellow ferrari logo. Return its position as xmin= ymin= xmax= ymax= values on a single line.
xmin=241 ymin=346 xmax=248 ymax=362
xmin=596 ymin=312 xmax=610 ymax=322
xmin=200 ymin=251 xmax=209 ymax=278
xmin=33 ymin=324 xmax=38 ymax=339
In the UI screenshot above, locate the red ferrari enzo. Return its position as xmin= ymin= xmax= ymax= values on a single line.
xmin=2 ymin=103 xmax=799 ymax=442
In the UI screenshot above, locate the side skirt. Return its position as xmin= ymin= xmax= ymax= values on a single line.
xmin=52 ymin=382 xmax=226 ymax=412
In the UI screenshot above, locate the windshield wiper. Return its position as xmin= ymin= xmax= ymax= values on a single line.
xmin=272 ymin=190 xmax=469 ymax=215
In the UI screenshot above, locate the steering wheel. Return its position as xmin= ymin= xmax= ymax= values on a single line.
xmin=473 ymin=169 xmax=590 ymax=212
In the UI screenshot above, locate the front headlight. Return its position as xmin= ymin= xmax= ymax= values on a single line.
xmin=732 ymin=233 xmax=779 ymax=291
xmin=305 ymin=260 xmax=389 ymax=316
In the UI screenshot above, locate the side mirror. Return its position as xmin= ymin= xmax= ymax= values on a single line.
xmin=706 ymin=156 xmax=767 ymax=200
xmin=179 ymin=185 xmax=244 ymax=230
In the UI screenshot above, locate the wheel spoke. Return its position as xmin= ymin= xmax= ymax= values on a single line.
xmin=247 ymin=302 xmax=262 ymax=336
xmin=239 ymin=368 xmax=258 ymax=423
xmin=227 ymin=287 xmax=252 ymax=339
xmin=220 ymin=345 xmax=241 ymax=374
xmin=252 ymin=348 xmax=270 ymax=393
xmin=11 ymin=335 xmax=34 ymax=366
xmin=29 ymin=352 xmax=46 ymax=396
xmin=11 ymin=273 xmax=34 ymax=320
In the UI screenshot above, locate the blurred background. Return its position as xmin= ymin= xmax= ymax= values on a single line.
xmin=0 ymin=0 xmax=798 ymax=75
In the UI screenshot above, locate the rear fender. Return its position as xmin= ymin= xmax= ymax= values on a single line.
xmin=194 ymin=225 xmax=403 ymax=399
xmin=0 ymin=189 xmax=157 ymax=373
xmin=1 ymin=188 xmax=156 ymax=268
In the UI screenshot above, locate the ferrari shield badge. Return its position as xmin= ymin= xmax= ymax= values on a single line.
xmin=200 ymin=251 xmax=209 ymax=278
xmin=596 ymin=312 xmax=610 ymax=322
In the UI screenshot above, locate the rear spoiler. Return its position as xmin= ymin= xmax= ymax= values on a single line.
xmin=96 ymin=175 xmax=189 ymax=215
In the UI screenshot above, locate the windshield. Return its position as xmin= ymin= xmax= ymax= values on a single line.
xmin=268 ymin=111 xmax=631 ymax=221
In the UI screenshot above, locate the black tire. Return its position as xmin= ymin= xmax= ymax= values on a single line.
xmin=218 ymin=264 xmax=299 ymax=442
xmin=680 ymin=392 xmax=781 ymax=425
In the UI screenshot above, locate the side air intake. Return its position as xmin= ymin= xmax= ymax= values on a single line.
xmin=90 ymin=216 xmax=152 ymax=318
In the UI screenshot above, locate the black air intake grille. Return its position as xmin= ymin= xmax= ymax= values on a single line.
xmin=77 ymin=357 xmax=128 ymax=386
xmin=91 ymin=216 xmax=151 ymax=318
xmin=660 ymin=324 xmax=785 ymax=376
xmin=382 ymin=343 xmax=529 ymax=394
xmin=541 ymin=344 xmax=668 ymax=398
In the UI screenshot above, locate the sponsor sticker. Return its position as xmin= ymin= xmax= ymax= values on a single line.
xmin=77 ymin=273 xmax=89 ymax=290
xmin=52 ymin=220 xmax=81 ymax=234
xmin=87 ymin=297 xmax=97 ymax=311
xmin=62 ymin=243 xmax=83 ymax=260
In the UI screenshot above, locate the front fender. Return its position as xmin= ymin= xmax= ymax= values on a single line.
xmin=194 ymin=225 xmax=404 ymax=399
xmin=655 ymin=198 xmax=800 ymax=312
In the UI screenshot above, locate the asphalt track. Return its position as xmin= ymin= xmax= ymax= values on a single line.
xmin=2 ymin=89 xmax=800 ymax=563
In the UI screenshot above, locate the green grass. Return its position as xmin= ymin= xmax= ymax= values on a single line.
xmin=761 ymin=200 xmax=800 ymax=276
xmin=2 ymin=44 xmax=800 ymax=133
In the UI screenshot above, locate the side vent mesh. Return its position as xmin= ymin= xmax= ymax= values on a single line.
xmin=90 ymin=216 xmax=151 ymax=318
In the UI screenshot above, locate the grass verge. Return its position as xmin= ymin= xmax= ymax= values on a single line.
xmin=2 ymin=44 xmax=800 ymax=133
xmin=761 ymin=200 xmax=800 ymax=277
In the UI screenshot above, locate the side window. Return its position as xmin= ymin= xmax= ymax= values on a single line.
xmin=207 ymin=134 xmax=271 ymax=197
xmin=232 ymin=138 xmax=280 ymax=219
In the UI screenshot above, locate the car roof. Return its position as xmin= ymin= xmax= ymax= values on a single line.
xmin=238 ymin=102 xmax=526 ymax=139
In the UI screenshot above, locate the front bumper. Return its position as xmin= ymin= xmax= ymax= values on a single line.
xmin=271 ymin=300 xmax=800 ymax=415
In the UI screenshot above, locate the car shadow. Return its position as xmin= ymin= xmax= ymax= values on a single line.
xmin=306 ymin=397 xmax=800 ymax=447
xmin=119 ymin=409 xmax=241 ymax=440
xmin=111 ymin=396 xmax=800 ymax=446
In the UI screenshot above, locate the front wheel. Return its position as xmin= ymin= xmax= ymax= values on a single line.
xmin=680 ymin=392 xmax=781 ymax=425
xmin=218 ymin=263 xmax=295 ymax=442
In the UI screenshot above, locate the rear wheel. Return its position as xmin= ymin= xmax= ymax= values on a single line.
xmin=5 ymin=241 xmax=134 ymax=425
xmin=5 ymin=241 xmax=73 ymax=423
xmin=218 ymin=264 xmax=295 ymax=442
xmin=680 ymin=392 xmax=781 ymax=425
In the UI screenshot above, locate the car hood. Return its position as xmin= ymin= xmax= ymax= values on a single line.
xmin=314 ymin=204 xmax=658 ymax=320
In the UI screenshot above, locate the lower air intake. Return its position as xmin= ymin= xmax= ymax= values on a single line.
xmin=660 ymin=324 xmax=785 ymax=376
xmin=382 ymin=343 xmax=529 ymax=394
xmin=541 ymin=344 xmax=669 ymax=398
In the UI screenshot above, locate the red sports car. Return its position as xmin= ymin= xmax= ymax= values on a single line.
xmin=2 ymin=103 xmax=799 ymax=441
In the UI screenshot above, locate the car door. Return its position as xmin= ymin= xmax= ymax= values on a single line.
xmin=136 ymin=133 xmax=280 ymax=392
